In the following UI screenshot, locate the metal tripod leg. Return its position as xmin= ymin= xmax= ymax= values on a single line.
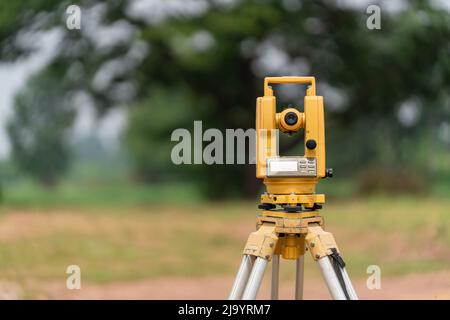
xmin=228 ymin=222 xmax=278 ymax=300
xmin=242 ymin=257 xmax=269 ymax=299
xmin=306 ymin=225 xmax=358 ymax=300
xmin=229 ymin=255 xmax=255 ymax=300
xmin=317 ymin=255 xmax=359 ymax=300
xmin=317 ymin=256 xmax=347 ymax=299
xmin=342 ymin=267 xmax=358 ymax=299
xmin=295 ymin=255 xmax=305 ymax=300
xmin=271 ymin=255 xmax=280 ymax=300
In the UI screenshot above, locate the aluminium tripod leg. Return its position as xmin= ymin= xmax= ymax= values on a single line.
xmin=317 ymin=256 xmax=347 ymax=299
xmin=242 ymin=257 xmax=269 ymax=299
xmin=295 ymin=255 xmax=305 ymax=299
xmin=229 ymin=255 xmax=255 ymax=300
xmin=341 ymin=267 xmax=358 ymax=299
xmin=271 ymin=254 xmax=280 ymax=300
xmin=228 ymin=222 xmax=278 ymax=300
xmin=305 ymin=225 xmax=358 ymax=300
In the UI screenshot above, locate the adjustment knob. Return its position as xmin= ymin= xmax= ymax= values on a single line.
xmin=306 ymin=139 xmax=317 ymax=150
xmin=326 ymin=168 xmax=333 ymax=178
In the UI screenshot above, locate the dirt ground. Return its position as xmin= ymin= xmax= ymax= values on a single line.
xmin=1 ymin=202 xmax=449 ymax=300
xmin=35 ymin=271 xmax=450 ymax=300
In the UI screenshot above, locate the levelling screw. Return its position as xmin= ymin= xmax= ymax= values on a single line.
xmin=265 ymin=255 xmax=270 ymax=259
xmin=269 ymin=243 xmax=274 ymax=248
xmin=315 ymin=254 xmax=320 ymax=259
xmin=310 ymin=242 xmax=315 ymax=247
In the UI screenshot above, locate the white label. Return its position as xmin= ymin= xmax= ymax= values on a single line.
xmin=269 ymin=160 xmax=298 ymax=172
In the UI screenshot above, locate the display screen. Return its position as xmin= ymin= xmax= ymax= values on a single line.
xmin=269 ymin=160 xmax=298 ymax=172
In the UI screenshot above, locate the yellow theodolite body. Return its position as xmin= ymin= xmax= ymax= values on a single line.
xmin=229 ymin=78 xmax=357 ymax=299
xmin=256 ymin=76 xmax=329 ymax=208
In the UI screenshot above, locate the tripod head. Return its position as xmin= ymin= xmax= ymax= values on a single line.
xmin=256 ymin=77 xmax=332 ymax=198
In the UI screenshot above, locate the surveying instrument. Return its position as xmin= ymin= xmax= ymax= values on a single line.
xmin=228 ymin=77 xmax=358 ymax=300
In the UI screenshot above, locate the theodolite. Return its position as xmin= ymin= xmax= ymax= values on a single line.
xmin=228 ymin=76 xmax=358 ymax=300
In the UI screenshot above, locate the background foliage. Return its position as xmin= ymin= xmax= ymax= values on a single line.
xmin=0 ymin=0 xmax=449 ymax=199
xmin=0 ymin=0 xmax=450 ymax=300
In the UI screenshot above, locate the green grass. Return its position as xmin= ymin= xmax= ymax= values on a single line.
xmin=2 ymin=171 xmax=449 ymax=208
xmin=1 ymin=180 xmax=204 ymax=207
xmin=0 ymin=197 xmax=449 ymax=291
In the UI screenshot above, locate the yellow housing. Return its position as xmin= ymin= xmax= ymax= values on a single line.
xmin=256 ymin=76 xmax=326 ymax=195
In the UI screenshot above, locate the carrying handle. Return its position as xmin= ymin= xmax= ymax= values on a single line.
xmin=264 ymin=76 xmax=316 ymax=96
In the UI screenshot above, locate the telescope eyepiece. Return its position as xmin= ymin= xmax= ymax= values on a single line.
xmin=284 ymin=112 xmax=298 ymax=125
xmin=278 ymin=108 xmax=303 ymax=133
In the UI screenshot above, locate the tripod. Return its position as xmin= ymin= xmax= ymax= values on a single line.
xmin=228 ymin=76 xmax=358 ymax=300
xmin=228 ymin=203 xmax=358 ymax=300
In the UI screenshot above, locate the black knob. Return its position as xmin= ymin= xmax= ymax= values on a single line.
xmin=258 ymin=203 xmax=276 ymax=210
xmin=326 ymin=168 xmax=333 ymax=178
xmin=284 ymin=112 xmax=298 ymax=126
xmin=306 ymin=139 xmax=317 ymax=149
xmin=284 ymin=205 xmax=302 ymax=213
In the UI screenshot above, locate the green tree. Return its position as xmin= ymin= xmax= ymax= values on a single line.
xmin=125 ymin=0 xmax=450 ymax=196
xmin=7 ymin=68 xmax=75 ymax=186
xmin=2 ymin=1 xmax=450 ymax=196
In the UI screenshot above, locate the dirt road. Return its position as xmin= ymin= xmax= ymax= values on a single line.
xmin=39 ymin=271 xmax=450 ymax=300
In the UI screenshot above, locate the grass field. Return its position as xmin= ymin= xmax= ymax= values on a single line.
xmin=0 ymin=195 xmax=449 ymax=299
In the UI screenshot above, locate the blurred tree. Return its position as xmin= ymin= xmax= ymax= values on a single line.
xmin=7 ymin=67 xmax=75 ymax=187
xmin=1 ymin=0 xmax=450 ymax=197
xmin=125 ymin=86 xmax=202 ymax=182
xmin=125 ymin=0 xmax=450 ymax=196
